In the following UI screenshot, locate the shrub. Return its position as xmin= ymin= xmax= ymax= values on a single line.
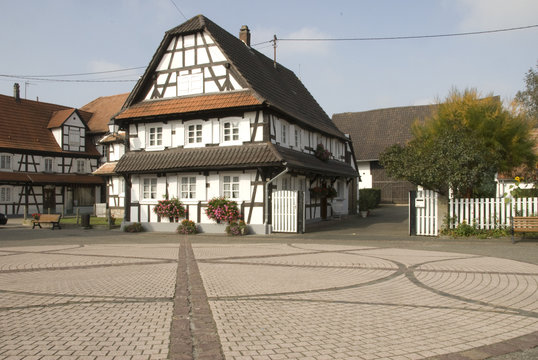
xmin=153 ymin=198 xmax=186 ymax=220
xmin=205 ymin=197 xmax=240 ymax=223
xmin=226 ymin=220 xmax=248 ymax=236
xmin=177 ymin=219 xmax=198 ymax=235
xmin=124 ymin=222 xmax=144 ymax=233
xmin=511 ymin=187 xmax=538 ymax=198
xmin=440 ymin=219 xmax=509 ymax=238
xmin=314 ymin=143 xmax=331 ymax=161
xmin=358 ymin=189 xmax=380 ymax=211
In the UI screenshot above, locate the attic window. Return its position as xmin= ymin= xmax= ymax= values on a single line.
xmin=69 ymin=128 xmax=80 ymax=147
xmin=178 ymin=73 xmax=203 ymax=96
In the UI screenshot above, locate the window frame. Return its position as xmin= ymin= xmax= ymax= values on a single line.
xmin=44 ymin=158 xmax=54 ymax=173
xmin=223 ymin=121 xmax=239 ymax=142
xmin=0 ymin=186 xmax=12 ymax=202
xmin=148 ymin=126 xmax=163 ymax=147
xmin=76 ymin=159 xmax=85 ymax=173
xmin=0 ymin=154 xmax=12 ymax=170
xmin=222 ymin=175 xmax=240 ymax=199
xmin=187 ymin=124 xmax=203 ymax=144
xmin=142 ymin=177 xmax=158 ymax=200
xmin=180 ymin=176 xmax=197 ymax=199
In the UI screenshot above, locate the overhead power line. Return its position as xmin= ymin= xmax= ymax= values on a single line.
xmin=252 ymin=24 xmax=538 ymax=47
xmin=168 ymin=0 xmax=188 ymax=20
xmin=0 ymin=74 xmax=138 ymax=83
xmin=6 ymin=66 xmax=146 ymax=78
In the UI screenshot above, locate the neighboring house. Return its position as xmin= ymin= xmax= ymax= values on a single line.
xmin=111 ymin=15 xmax=357 ymax=233
xmin=0 ymin=84 xmax=104 ymax=216
xmin=82 ymin=93 xmax=129 ymax=217
xmin=333 ymin=104 xmax=437 ymax=204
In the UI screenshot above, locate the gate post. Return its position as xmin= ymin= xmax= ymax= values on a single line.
xmin=409 ymin=191 xmax=416 ymax=235
xmin=437 ymin=194 xmax=448 ymax=234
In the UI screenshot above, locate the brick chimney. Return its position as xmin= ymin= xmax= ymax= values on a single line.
xmin=13 ymin=83 xmax=20 ymax=102
xmin=239 ymin=25 xmax=251 ymax=47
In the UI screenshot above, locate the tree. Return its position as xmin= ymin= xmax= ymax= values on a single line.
xmin=380 ymin=88 xmax=536 ymax=197
xmin=515 ymin=62 xmax=538 ymax=120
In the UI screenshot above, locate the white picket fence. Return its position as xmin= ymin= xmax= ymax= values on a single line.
xmin=449 ymin=197 xmax=538 ymax=229
xmin=272 ymin=190 xmax=305 ymax=233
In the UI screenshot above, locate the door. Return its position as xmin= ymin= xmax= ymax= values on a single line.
xmin=43 ymin=186 xmax=56 ymax=214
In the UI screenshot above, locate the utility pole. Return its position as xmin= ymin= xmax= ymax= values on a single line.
xmin=273 ymin=35 xmax=277 ymax=69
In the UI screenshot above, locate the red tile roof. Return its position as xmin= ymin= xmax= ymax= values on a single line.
xmin=115 ymin=91 xmax=261 ymax=120
xmin=0 ymin=94 xmax=100 ymax=156
xmin=93 ymin=162 xmax=118 ymax=175
xmin=47 ymin=108 xmax=76 ymax=128
xmin=81 ymin=93 xmax=129 ymax=133
xmin=0 ymin=171 xmax=104 ymax=185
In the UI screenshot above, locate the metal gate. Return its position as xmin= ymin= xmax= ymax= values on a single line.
xmin=272 ymin=190 xmax=305 ymax=233
xmin=409 ymin=189 xmax=438 ymax=236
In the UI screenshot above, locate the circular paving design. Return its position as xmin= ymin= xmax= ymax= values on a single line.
xmin=194 ymin=243 xmax=538 ymax=360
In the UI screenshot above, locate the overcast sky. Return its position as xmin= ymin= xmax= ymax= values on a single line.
xmin=1 ymin=0 xmax=537 ymax=116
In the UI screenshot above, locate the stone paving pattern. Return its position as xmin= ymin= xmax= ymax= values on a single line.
xmin=0 ymin=240 xmax=537 ymax=360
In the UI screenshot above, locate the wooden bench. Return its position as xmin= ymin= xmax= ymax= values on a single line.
xmin=511 ymin=216 xmax=538 ymax=243
xmin=32 ymin=214 xmax=62 ymax=230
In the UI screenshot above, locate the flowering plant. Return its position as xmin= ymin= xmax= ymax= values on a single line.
xmin=153 ymin=198 xmax=186 ymax=220
xmin=205 ymin=197 xmax=240 ymax=223
xmin=226 ymin=220 xmax=248 ymax=236
xmin=177 ymin=219 xmax=198 ymax=235
xmin=31 ymin=213 xmax=40 ymax=220
xmin=315 ymin=143 xmax=331 ymax=161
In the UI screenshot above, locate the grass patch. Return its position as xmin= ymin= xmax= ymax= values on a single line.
xmin=61 ymin=216 xmax=114 ymax=225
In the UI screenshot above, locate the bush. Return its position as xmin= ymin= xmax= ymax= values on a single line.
xmin=358 ymin=189 xmax=380 ymax=211
xmin=226 ymin=220 xmax=248 ymax=236
xmin=124 ymin=222 xmax=144 ymax=233
xmin=511 ymin=187 xmax=538 ymax=198
xmin=177 ymin=219 xmax=198 ymax=235
xmin=205 ymin=197 xmax=240 ymax=223
xmin=441 ymin=219 xmax=509 ymax=238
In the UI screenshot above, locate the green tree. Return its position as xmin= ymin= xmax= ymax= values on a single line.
xmin=515 ymin=62 xmax=538 ymax=120
xmin=380 ymin=88 xmax=536 ymax=197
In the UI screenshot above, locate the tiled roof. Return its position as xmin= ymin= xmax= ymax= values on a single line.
xmin=93 ymin=162 xmax=118 ymax=175
xmin=115 ymin=143 xmax=281 ymax=173
xmin=81 ymin=93 xmax=129 ymax=133
xmin=99 ymin=133 xmax=125 ymax=144
xmin=0 ymin=171 xmax=104 ymax=185
xmin=274 ymin=145 xmax=358 ymax=177
xmin=0 ymin=94 xmax=100 ymax=156
xmin=116 ymin=91 xmax=261 ymax=120
xmin=47 ymin=108 xmax=76 ymax=128
xmin=121 ymin=15 xmax=346 ymax=139
xmin=114 ymin=142 xmax=356 ymax=177
xmin=333 ymin=104 xmax=438 ymax=161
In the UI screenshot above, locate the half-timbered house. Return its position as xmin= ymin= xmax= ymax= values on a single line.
xmin=0 ymin=84 xmax=104 ymax=216
xmin=112 ymin=15 xmax=357 ymax=233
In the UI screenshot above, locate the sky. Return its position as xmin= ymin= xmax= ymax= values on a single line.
xmin=1 ymin=0 xmax=537 ymax=117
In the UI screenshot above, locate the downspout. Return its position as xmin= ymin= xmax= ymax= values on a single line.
xmin=264 ymin=165 xmax=289 ymax=234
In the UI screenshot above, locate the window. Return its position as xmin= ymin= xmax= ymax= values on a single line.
xmin=69 ymin=128 xmax=80 ymax=147
xmin=149 ymin=126 xmax=163 ymax=146
xmin=143 ymin=178 xmax=157 ymax=200
xmin=178 ymin=73 xmax=203 ymax=96
xmin=281 ymin=123 xmax=288 ymax=144
xmin=223 ymin=175 xmax=239 ymax=199
xmin=44 ymin=158 xmax=53 ymax=173
xmin=0 ymin=155 xmax=11 ymax=170
xmin=0 ymin=186 xmax=11 ymax=202
xmin=187 ymin=124 xmax=202 ymax=144
xmin=282 ymin=178 xmax=289 ymax=190
xmin=294 ymin=129 xmax=300 ymax=148
xmin=76 ymin=160 xmax=85 ymax=173
xmin=118 ymin=178 xmax=125 ymax=195
xmin=181 ymin=176 xmax=196 ymax=199
xmin=337 ymin=181 xmax=344 ymax=198
xmin=223 ymin=122 xmax=239 ymax=142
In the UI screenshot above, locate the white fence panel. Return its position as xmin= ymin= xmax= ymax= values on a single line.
xmin=271 ymin=190 xmax=305 ymax=233
xmin=449 ymin=197 xmax=538 ymax=229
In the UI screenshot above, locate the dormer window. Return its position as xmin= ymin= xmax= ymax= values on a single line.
xmin=69 ymin=128 xmax=80 ymax=147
